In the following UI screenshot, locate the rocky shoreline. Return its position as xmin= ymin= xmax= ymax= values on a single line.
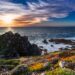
xmin=43 ymin=38 xmax=75 ymax=45
xmin=42 ymin=38 xmax=75 ymax=50
xmin=0 ymin=32 xmax=75 ymax=75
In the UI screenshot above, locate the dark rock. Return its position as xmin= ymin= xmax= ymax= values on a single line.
xmin=43 ymin=39 xmax=48 ymax=44
xmin=28 ymin=44 xmax=41 ymax=56
xmin=49 ymin=39 xmax=73 ymax=44
xmin=51 ymin=45 xmax=54 ymax=47
xmin=39 ymin=46 xmax=43 ymax=49
xmin=0 ymin=31 xmax=41 ymax=58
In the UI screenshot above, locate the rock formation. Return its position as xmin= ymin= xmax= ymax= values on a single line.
xmin=0 ymin=31 xmax=41 ymax=58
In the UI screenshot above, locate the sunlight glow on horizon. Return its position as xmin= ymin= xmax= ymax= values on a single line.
xmin=1 ymin=14 xmax=15 ymax=27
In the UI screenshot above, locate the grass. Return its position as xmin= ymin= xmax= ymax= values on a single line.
xmin=0 ymin=59 xmax=20 ymax=65
xmin=46 ymin=68 xmax=75 ymax=75
xmin=49 ymin=51 xmax=61 ymax=55
xmin=0 ymin=59 xmax=20 ymax=70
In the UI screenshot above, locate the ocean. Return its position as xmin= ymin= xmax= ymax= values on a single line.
xmin=0 ymin=27 xmax=75 ymax=39
xmin=0 ymin=27 xmax=75 ymax=40
xmin=0 ymin=27 xmax=74 ymax=52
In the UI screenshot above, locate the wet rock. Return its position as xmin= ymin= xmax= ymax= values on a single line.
xmin=49 ymin=39 xmax=73 ymax=44
xmin=39 ymin=46 xmax=43 ymax=49
xmin=51 ymin=45 xmax=54 ymax=47
xmin=43 ymin=39 xmax=48 ymax=44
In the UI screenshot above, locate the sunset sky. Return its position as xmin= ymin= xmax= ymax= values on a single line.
xmin=0 ymin=0 xmax=75 ymax=27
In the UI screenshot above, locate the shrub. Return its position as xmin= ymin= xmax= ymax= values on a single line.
xmin=29 ymin=63 xmax=44 ymax=72
xmin=29 ymin=62 xmax=52 ymax=72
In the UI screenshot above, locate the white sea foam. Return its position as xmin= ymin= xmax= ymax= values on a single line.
xmin=30 ymin=39 xmax=72 ymax=52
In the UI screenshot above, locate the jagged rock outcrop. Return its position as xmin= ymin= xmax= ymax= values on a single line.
xmin=49 ymin=39 xmax=74 ymax=44
xmin=0 ymin=31 xmax=41 ymax=58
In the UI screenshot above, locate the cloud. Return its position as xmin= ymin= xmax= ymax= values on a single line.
xmin=0 ymin=1 xmax=26 ymax=15
xmin=0 ymin=0 xmax=75 ymax=26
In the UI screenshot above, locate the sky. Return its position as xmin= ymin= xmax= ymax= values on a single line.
xmin=0 ymin=0 xmax=75 ymax=27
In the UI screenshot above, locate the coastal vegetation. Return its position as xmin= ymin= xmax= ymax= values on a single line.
xmin=0 ymin=32 xmax=75 ymax=75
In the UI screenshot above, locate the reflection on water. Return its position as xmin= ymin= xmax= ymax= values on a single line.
xmin=5 ymin=27 xmax=14 ymax=32
xmin=0 ymin=27 xmax=14 ymax=35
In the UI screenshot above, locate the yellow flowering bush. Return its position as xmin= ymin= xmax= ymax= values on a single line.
xmin=29 ymin=62 xmax=44 ymax=71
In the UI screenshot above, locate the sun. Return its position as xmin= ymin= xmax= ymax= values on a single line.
xmin=2 ymin=15 xmax=14 ymax=24
xmin=1 ymin=14 xmax=17 ymax=27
